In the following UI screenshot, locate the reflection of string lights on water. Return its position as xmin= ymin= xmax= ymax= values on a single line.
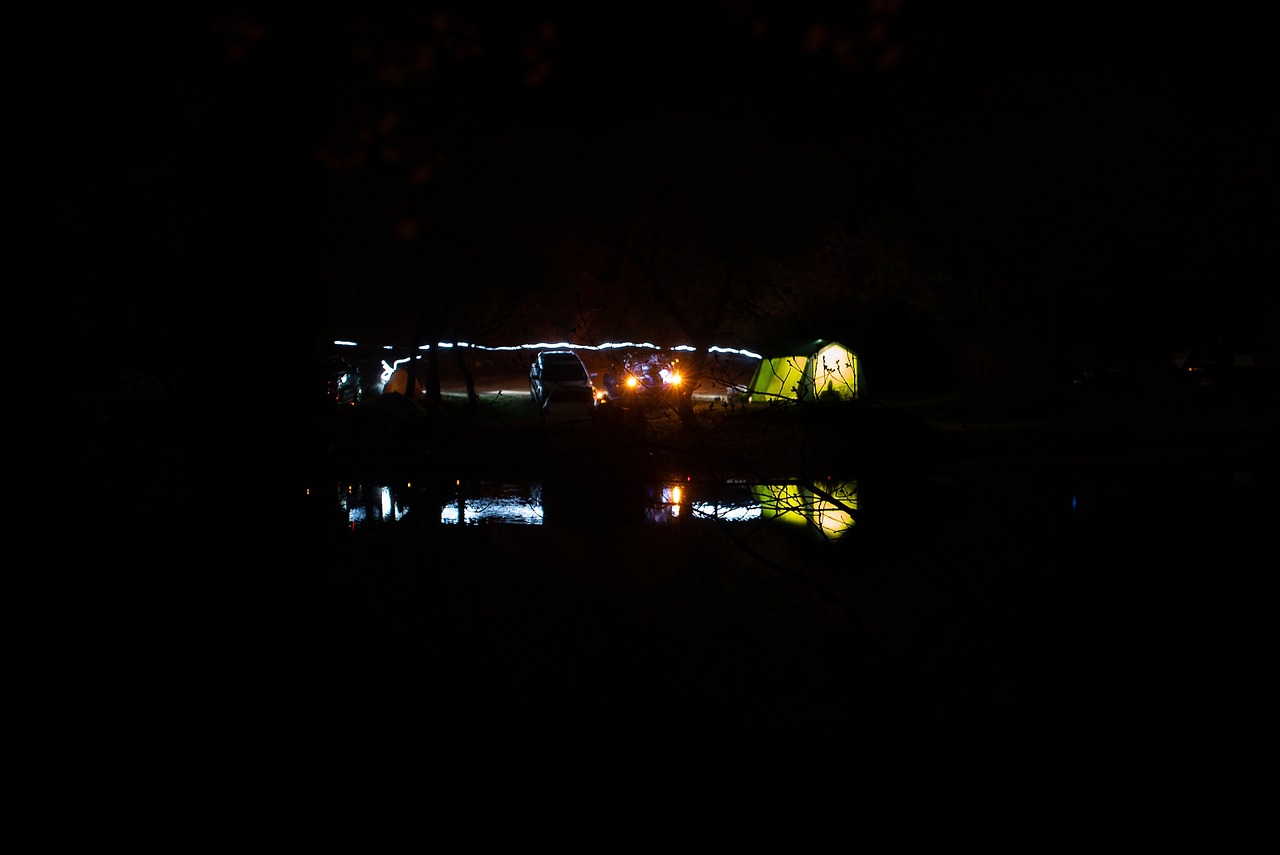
xmin=339 ymin=483 xmax=410 ymax=526
xmin=691 ymin=502 xmax=763 ymax=522
xmin=441 ymin=481 xmax=544 ymax=525
xmin=441 ymin=496 xmax=544 ymax=525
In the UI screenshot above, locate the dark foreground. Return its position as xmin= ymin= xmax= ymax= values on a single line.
xmin=38 ymin=379 xmax=1280 ymax=851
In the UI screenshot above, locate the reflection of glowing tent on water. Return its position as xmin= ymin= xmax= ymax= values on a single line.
xmin=752 ymin=480 xmax=858 ymax=538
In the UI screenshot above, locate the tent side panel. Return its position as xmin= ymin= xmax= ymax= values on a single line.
xmin=749 ymin=356 xmax=809 ymax=401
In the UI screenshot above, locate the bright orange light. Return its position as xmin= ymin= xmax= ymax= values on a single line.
xmin=669 ymin=372 xmax=682 ymax=386
xmin=626 ymin=376 xmax=638 ymax=388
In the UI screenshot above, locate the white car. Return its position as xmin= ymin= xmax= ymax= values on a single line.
xmin=529 ymin=350 xmax=598 ymax=409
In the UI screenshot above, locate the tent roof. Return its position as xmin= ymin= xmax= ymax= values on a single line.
xmin=758 ymin=338 xmax=854 ymax=358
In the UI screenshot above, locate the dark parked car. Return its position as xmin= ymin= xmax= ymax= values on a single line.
xmin=1176 ymin=339 xmax=1278 ymax=391
xmin=602 ymin=352 xmax=683 ymax=405
xmin=1047 ymin=344 xmax=1135 ymax=388
xmin=321 ymin=354 xmax=362 ymax=406
xmin=529 ymin=350 xmax=598 ymax=409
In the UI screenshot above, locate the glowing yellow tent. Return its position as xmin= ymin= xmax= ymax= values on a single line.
xmin=746 ymin=339 xmax=864 ymax=402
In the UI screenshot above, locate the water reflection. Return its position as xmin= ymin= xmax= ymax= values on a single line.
xmin=752 ymin=479 xmax=858 ymax=538
xmin=442 ymin=482 xmax=544 ymax=525
xmin=325 ymin=476 xmax=858 ymax=538
xmin=334 ymin=481 xmax=412 ymax=526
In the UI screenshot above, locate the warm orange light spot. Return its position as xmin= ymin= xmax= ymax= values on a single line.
xmin=803 ymin=24 xmax=828 ymax=53
xmin=877 ymin=44 xmax=902 ymax=70
xmin=524 ymin=60 xmax=551 ymax=87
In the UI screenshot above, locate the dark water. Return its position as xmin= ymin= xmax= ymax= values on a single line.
xmin=278 ymin=445 xmax=1279 ymax=846
xmin=56 ymin=413 xmax=1279 ymax=851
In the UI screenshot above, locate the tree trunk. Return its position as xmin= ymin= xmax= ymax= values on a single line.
xmin=425 ymin=348 xmax=441 ymax=405
xmin=673 ymin=347 xmax=706 ymax=431
xmin=415 ymin=305 xmax=443 ymax=406
xmin=454 ymin=346 xmax=478 ymax=410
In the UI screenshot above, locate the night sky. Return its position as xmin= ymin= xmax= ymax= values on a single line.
xmin=19 ymin=1 xmax=1278 ymax=375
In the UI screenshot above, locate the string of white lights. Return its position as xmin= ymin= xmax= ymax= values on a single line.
xmin=335 ymin=339 xmax=763 ymax=360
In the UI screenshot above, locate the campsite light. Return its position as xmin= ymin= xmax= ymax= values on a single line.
xmin=669 ymin=372 xmax=682 ymax=386
xmin=626 ymin=376 xmax=639 ymax=388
